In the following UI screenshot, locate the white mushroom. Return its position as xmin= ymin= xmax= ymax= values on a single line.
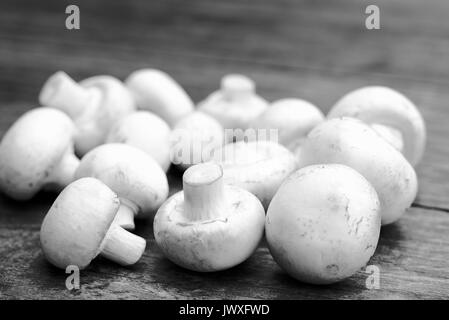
xmin=198 ymin=74 xmax=268 ymax=142
xmin=212 ymin=140 xmax=297 ymax=208
xmin=106 ymin=111 xmax=172 ymax=172
xmin=327 ymin=86 xmax=426 ymax=166
xmin=75 ymin=143 xmax=169 ymax=230
xmin=170 ymin=111 xmax=224 ymax=169
xmin=40 ymin=177 xmax=146 ymax=269
xmin=125 ymin=69 xmax=194 ymax=127
xmin=250 ymin=98 xmax=324 ymax=150
xmin=0 ymin=108 xmax=79 ymax=200
xmin=297 ymin=117 xmax=418 ymax=225
xmin=39 ymin=71 xmax=136 ymax=155
xmin=154 ymin=162 xmax=265 ymax=272
xmin=266 ymin=164 xmax=381 ymax=284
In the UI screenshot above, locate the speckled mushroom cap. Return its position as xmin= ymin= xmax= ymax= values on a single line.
xmin=212 ymin=140 xmax=297 ymax=208
xmin=75 ymin=143 xmax=169 ymax=215
xmin=40 ymin=177 xmax=119 ymax=269
xmin=0 ymin=108 xmax=76 ymax=200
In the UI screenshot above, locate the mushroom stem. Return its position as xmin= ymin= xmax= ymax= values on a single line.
xmin=46 ymin=151 xmax=80 ymax=190
xmin=114 ymin=198 xmax=139 ymax=230
xmin=221 ymin=74 xmax=254 ymax=100
xmin=100 ymin=223 xmax=146 ymax=266
xmin=39 ymin=71 xmax=95 ymax=118
xmin=183 ymin=163 xmax=226 ymax=221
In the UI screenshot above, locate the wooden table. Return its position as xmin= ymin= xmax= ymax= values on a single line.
xmin=0 ymin=0 xmax=448 ymax=299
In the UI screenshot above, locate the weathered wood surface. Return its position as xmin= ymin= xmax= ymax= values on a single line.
xmin=0 ymin=0 xmax=449 ymax=299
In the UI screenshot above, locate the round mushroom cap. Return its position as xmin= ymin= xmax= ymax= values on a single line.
xmin=212 ymin=140 xmax=297 ymax=207
xmin=106 ymin=111 xmax=171 ymax=172
xmin=297 ymin=117 xmax=418 ymax=225
xmin=75 ymin=143 xmax=169 ymax=215
xmin=170 ymin=112 xmax=224 ymax=169
xmin=154 ymin=186 xmax=265 ymax=272
xmin=266 ymin=164 xmax=381 ymax=284
xmin=251 ymin=98 xmax=324 ymax=147
xmin=40 ymin=177 xmax=120 ymax=269
xmin=328 ymin=86 xmax=426 ymax=166
xmin=0 ymin=108 xmax=76 ymax=200
xmin=198 ymin=74 xmax=268 ymax=131
xmin=75 ymin=75 xmax=136 ymax=155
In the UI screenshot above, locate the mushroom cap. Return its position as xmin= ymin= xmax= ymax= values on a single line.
xmin=154 ymin=186 xmax=265 ymax=272
xmin=125 ymin=69 xmax=194 ymax=126
xmin=297 ymin=117 xmax=418 ymax=225
xmin=170 ymin=111 xmax=225 ymax=169
xmin=198 ymin=74 xmax=268 ymax=131
xmin=75 ymin=143 xmax=169 ymax=215
xmin=40 ymin=177 xmax=120 ymax=269
xmin=266 ymin=164 xmax=381 ymax=284
xmin=75 ymin=75 xmax=136 ymax=155
xmin=327 ymin=86 xmax=426 ymax=166
xmin=106 ymin=111 xmax=171 ymax=172
xmin=0 ymin=108 xmax=76 ymax=200
xmin=251 ymin=98 xmax=324 ymax=148
xmin=212 ymin=140 xmax=297 ymax=208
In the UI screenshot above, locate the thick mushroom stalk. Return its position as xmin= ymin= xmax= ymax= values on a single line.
xmin=114 ymin=198 xmax=139 ymax=230
xmin=221 ymin=74 xmax=255 ymax=100
xmin=328 ymin=86 xmax=426 ymax=166
xmin=40 ymin=178 xmax=146 ymax=269
xmin=153 ymin=163 xmax=265 ymax=272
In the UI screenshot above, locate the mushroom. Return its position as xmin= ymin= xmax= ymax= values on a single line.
xmin=75 ymin=143 xmax=169 ymax=230
xmin=39 ymin=71 xmax=136 ymax=155
xmin=212 ymin=140 xmax=297 ymax=208
xmin=170 ymin=111 xmax=225 ymax=169
xmin=106 ymin=111 xmax=172 ymax=172
xmin=198 ymin=74 xmax=268 ymax=142
xmin=40 ymin=177 xmax=146 ymax=269
xmin=327 ymin=86 xmax=426 ymax=166
xmin=297 ymin=117 xmax=418 ymax=225
xmin=125 ymin=69 xmax=194 ymax=127
xmin=154 ymin=162 xmax=265 ymax=272
xmin=0 ymin=108 xmax=79 ymax=200
xmin=250 ymin=98 xmax=324 ymax=150
xmin=266 ymin=164 xmax=381 ymax=284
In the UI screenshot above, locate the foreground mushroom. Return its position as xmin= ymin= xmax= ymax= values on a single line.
xmin=250 ymin=98 xmax=324 ymax=149
xmin=154 ymin=162 xmax=265 ymax=272
xmin=40 ymin=177 xmax=146 ymax=269
xmin=75 ymin=144 xmax=169 ymax=230
xmin=170 ymin=111 xmax=224 ymax=169
xmin=212 ymin=140 xmax=297 ymax=208
xmin=297 ymin=118 xmax=418 ymax=225
xmin=198 ymin=74 xmax=268 ymax=141
xmin=0 ymin=108 xmax=79 ymax=200
xmin=125 ymin=69 xmax=194 ymax=127
xmin=39 ymin=71 xmax=136 ymax=155
xmin=327 ymin=86 xmax=426 ymax=166
xmin=266 ymin=164 xmax=381 ymax=284
xmin=107 ymin=111 xmax=172 ymax=172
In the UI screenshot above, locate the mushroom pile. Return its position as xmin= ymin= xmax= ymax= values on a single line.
xmin=0 ymin=70 xmax=425 ymax=285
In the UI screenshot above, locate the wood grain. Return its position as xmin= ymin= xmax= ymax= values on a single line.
xmin=0 ymin=0 xmax=448 ymax=299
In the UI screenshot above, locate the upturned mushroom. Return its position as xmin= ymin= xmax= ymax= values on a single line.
xmin=154 ymin=162 xmax=265 ymax=272
xmin=212 ymin=140 xmax=297 ymax=208
xmin=106 ymin=111 xmax=172 ymax=172
xmin=75 ymin=143 xmax=169 ymax=230
xmin=39 ymin=71 xmax=136 ymax=155
xmin=327 ymin=86 xmax=426 ymax=166
xmin=170 ymin=111 xmax=225 ymax=169
xmin=250 ymin=98 xmax=324 ymax=150
xmin=0 ymin=108 xmax=79 ymax=200
xmin=125 ymin=69 xmax=194 ymax=127
xmin=40 ymin=177 xmax=146 ymax=269
xmin=198 ymin=74 xmax=268 ymax=141
xmin=266 ymin=164 xmax=381 ymax=284
xmin=297 ymin=117 xmax=418 ymax=225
